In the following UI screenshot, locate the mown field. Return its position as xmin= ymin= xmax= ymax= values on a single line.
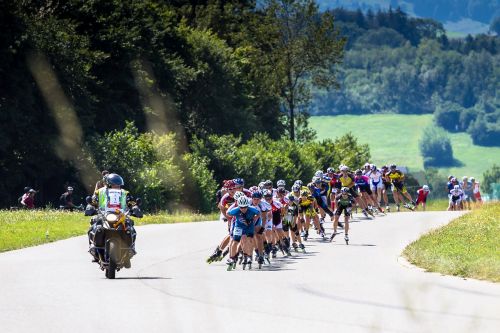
xmin=310 ymin=114 xmax=500 ymax=181
xmin=0 ymin=210 xmax=218 ymax=252
xmin=403 ymin=203 xmax=500 ymax=282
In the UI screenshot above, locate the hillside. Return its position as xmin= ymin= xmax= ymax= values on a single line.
xmin=317 ymin=0 xmax=498 ymax=34
xmin=309 ymin=114 xmax=500 ymax=181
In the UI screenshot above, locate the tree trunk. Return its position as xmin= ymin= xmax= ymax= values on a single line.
xmin=289 ymin=101 xmax=295 ymax=141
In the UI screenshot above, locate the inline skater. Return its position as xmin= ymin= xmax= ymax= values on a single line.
xmin=339 ymin=166 xmax=369 ymax=217
xmin=415 ymin=185 xmax=430 ymax=211
xmin=386 ymin=164 xmax=415 ymax=211
xmin=381 ymin=165 xmax=392 ymax=211
xmin=285 ymin=193 xmax=305 ymax=252
xmin=354 ymin=169 xmax=377 ymax=216
xmin=366 ymin=164 xmax=385 ymax=213
xmin=298 ymin=190 xmax=321 ymax=241
xmin=330 ymin=187 xmax=355 ymax=245
xmin=448 ymin=185 xmax=464 ymax=211
xmin=250 ymin=190 xmax=268 ymax=268
xmin=206 ymin=180 xmax=237 ymax=263
xmin=226 ymin=196 xmax=260 ymax=270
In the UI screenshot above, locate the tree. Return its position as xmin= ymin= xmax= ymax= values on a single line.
xmin=258 ymin=0 xmax=345 ymax=141
xmin=490 ymin=16 xmax=500 ymax=35
xmin=419 ymin=125 xmax=455 ymax=167
xmin=482 ymin=164 xmax=500 ymax=195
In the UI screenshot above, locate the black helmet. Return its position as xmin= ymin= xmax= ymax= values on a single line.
xmin=106 ymin=173 xmax=124 ymax=187
xmin=390 ymin=164 xmax=397 ymax=170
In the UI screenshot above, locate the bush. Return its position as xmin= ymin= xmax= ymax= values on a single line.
xmin=88 ymin=122 xmax=184 ymax=212
xmin=482 ymin=164 xmax=500 ymax=195
xmin=434 ymin=102 xmax=464 ymax=132
xmin=419 ymin=125 xmax=455 ymax=167
xmin=467 ymin=115 xmax=500 ymax=147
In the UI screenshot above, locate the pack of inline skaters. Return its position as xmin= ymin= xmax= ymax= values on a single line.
xmin=206 ymin=163 xmax=422 ymax=271
xmin=445 ymin=175 xmax=482 ymax=211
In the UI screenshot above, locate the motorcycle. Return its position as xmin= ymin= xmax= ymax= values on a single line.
xmin=85 ymin=197 xmax=143 ymax=279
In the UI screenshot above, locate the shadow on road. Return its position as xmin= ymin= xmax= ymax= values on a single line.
xmin=115 ymin=276 xmax=172 ymax=280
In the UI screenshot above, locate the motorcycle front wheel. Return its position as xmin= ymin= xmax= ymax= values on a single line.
xmin=105 ymin=239 xmax=118 ymax=279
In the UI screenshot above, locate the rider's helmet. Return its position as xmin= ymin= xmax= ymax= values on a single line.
xmin=341 ymin=187 xmax=349 ymax=194
xmin=263 ymin=189 xmax=273 ymax=198
xmin=451 ymin=177 xmax=457 ymax=183
xmin=252 ymin=190 xmax=263 ymax=199
xmin=264 ymin=180 xmax=273 ymax=188
xmin=224 ymin=179 xmax=235 ymax=190
xmin=233 ymin=178 xmax=245 ymax=187
xmin=233 ymin=191 xmax=245 ymax=201
xmin=294 ymin=180 xmax=303 ymax=187
xmin=364 ymin=163 xmax=370 ymax=168
xmin=300 ymin=190 xmax=309 ymax=197
xmin=258 ymin=181 xmax=265 ymax=190
xmin=470 ymin=177 xmax=475 ymax=182
xmin=237 ymin=196 xmax=251 ymax=208
xmin=340 ymin=165 xmax=349 ymax=172
xmin=448 ymin=175 xmax=454 ymax=181
xmin=327 ymin=167 xmax=335 ymax=173
xmin=67 ymin=186 xmax=74 ymax=191
xmin=249 ymin=186 xmax=259 ymax=192
xmin=292 ymin=184 xmax=300 ymax=193
xmin=454 ymin=184 xmax=460 ymax=190
xmin=462 ymin=176 xmax=468 ymax=181
xmin=370 ymin=164 xmax=377 ymax=171
xmin=423 ymin=185 xmax=430 ymax=191
xmin=355 ymin=169 xmax=362 ymax=176
xmin=106 ymin=173 xmax=124 ymax=187
xmin=277 ymin=179 xmax=286 ymax=187
xmin=278 ymin=187 xmax=286 ymax=195
xmin=312 ymin=176 xmax=321 ymax=184
xmin=314 ymin=170 xmax=324 ymax=178
xmin=390 ymin=164 xmax=397 ymax=170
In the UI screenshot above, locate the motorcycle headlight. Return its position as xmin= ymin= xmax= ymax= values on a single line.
xmin=106 ymin=213 xmax=118 ymax=223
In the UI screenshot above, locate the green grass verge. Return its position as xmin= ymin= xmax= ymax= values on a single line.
xmin=309 ymin=114 xmax=500 ymax=181
xmin=0 ymin=210 xmax=218 ymax=253
xmin=403 ymin=203 xmax=500 ymax=282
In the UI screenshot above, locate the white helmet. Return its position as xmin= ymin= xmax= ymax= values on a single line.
xmin=233 ymin=191 xmax=245 ymax=201
xmin=462 ymin=176 xmax=468 ymax=180
xmin=423 ymin=185 xmax=429 ymax=191
xmin=277 ymin=179 xmax=286 ymax=187
xmin=454 ymin=185 xmax=460 ymax=190
xmin=237 ymin=196 xmax=251 ymax=208
xmin=364 ymin=163 xmax=370 ymax=168
xmin=340 ymin=165 xmax=349 ymax=172
xmin=314 ymin=170 xmax=324 ymax=178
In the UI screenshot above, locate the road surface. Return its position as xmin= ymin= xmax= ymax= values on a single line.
xmin=1 ymin=211 xmax=499 ymax=333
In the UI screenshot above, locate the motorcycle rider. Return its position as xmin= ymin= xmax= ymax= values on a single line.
xmin=87 ymin=173 xmax=140 ymax=268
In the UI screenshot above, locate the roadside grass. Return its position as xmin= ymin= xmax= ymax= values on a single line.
xmin=309 ymin=114 xmax=500 ymax=181
xmin=417 ymin=198 xmax=449 ymax=211
xmin=403 ymin=202 xmax=500 ymax=282
xmin=0 ymin=210 xmax=218 ymax=253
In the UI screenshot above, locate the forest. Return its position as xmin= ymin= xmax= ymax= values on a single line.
xmin=311 ymin=7 xmax=500 ymax=146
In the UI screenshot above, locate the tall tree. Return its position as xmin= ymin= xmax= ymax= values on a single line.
xmin=258 ymin=0 xmax=345 ymax=141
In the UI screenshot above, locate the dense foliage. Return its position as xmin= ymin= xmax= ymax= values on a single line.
xmin=482 ymin=164 xmax=500 ymax=195
xmin=0 ymin=0 xmax=345 ymax=210
xmin=419 ymin=126 xmax=455 ymax=168
xmin=310 ymin=8 xmax=500 ymax=146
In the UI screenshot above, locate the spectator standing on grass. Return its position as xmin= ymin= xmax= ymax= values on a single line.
xmin=471 ymin=177 xmax=482 ymax=204
xmin=94 ymin=170 xmax=109 ymax=192
xmin=60 ymin=186 xmax=76 ymax=210
xmin=21 ymin=189 xmax=36 ymax=209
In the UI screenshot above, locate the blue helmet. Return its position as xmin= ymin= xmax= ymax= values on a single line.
xmin=233 ymin=178 xmax=244 ymax=186
xmin=106 ymin=173 xmax=124 ymax=187
xmin=252 ymin=190 xmax=263 ymax=199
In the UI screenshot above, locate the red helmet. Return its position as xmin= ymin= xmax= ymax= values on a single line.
xmin=224 ymin=179 xmax=236 ymax=189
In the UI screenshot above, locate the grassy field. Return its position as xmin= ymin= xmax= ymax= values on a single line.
xmin=310 ymin=114 xmax=500 ymax=181
xmin=403 ymin=203 xmax=500 ymax=282
xmin=0 ymin=210 xmax=218 ymax=253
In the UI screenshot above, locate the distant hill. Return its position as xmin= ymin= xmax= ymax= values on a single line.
xmin=317 ymin=0 xmax=499 ymax=34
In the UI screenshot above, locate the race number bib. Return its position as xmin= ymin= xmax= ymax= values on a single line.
xmin=233 ymin=226 xmax=243 ymax=237
xmin=107 ymin=189 xmax=122 ymax=209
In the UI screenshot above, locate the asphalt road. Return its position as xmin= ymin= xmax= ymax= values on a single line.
xmin=1 ymin=211 xmax=499 ymax=333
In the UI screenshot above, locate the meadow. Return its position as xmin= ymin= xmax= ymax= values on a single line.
xmin=310 ymin=114 xmax=500 ymax=181
xmin=0 ymin=210 xmax=218 ymax=252
xmin=403 ymin=203 xmax=500 ymax=282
